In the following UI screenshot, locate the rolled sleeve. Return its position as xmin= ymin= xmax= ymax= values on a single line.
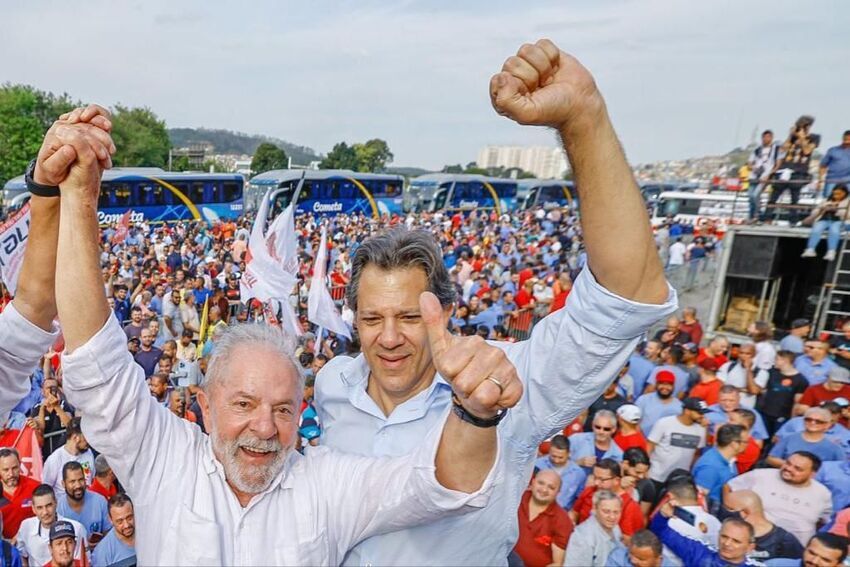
xmin=0 ymin=303 xmax=59 ymax=419
xmin=567 ymin=267 xmax=678 ymax=340
xmin=61 ymin=315 xmax=132 ymax=390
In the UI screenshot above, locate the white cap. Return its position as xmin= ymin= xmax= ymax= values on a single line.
xmin=617 ymin=404 xmax=642 ymax=424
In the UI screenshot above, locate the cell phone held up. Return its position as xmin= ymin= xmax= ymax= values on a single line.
xmin=672 ymin=506 xmax=696 ymax=526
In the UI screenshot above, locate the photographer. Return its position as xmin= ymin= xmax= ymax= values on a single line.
xmin=801 ymin=184 xmax=849 ymax=261
xmin=765 ymin=115 xmax=820 ymax=224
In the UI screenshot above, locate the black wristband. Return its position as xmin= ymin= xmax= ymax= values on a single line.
xmin=25 ymin=159 xmax=61 ymax=198
xmin=451 ymin=394 xmax=507 ymax=428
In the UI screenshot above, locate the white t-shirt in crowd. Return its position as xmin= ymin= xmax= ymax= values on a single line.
xmin=727 ymin=468 xmax=832 ymax=545
xmin=718 ymin=361 xmax=769 ymax=409
xmin=42 ymin=446 xmax=96 ymax=495
xmin=648 ymin=415 xmax=706 ymax=482
xmin=668 ymin=242 xmax=687 ymax=266
xmin=663 ymin=504 xmax=722 ymax=567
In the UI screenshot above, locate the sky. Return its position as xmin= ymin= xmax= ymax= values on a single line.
xmin=3 ymin=0 xmax=848 ymax=170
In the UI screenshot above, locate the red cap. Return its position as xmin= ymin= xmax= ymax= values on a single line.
xmin=698 ymin=358 xmax=719 ymax=372
xmin=655 ymin=370 xmax=676 ymax=384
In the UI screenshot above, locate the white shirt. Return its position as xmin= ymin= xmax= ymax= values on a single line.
xmin=717 ymin=361 xmax=769 ymax=408
xmin=648 ymin=415 xmax=707 ymax=482
xmin=0 ymin=304 xmax=59 ymax=422
xmin=61 ymin=316 xmax=499 ymax=565
xmin=42 ymin=446 xmax=96 ymax=495
xmin=668 ymin=242 xmax=687 ymax=266
xmin=316 ymin=267 xmax=678 ymax=566
xmin=727 ymin=468 xmax=832 ymax=545
xmin=15 ymin=515 xmax=88 ymax=566
xmin=663 ymin=504 xmax=721 ymax=567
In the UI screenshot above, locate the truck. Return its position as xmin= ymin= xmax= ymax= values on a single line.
xmin=705 ymin=224 xmax=850 ymax=343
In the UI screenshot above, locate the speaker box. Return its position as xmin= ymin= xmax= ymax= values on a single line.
xmin=727 ymin=235 xmax=779 ymax=278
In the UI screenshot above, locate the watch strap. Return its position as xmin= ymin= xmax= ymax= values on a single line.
xmin=25 ymin=159 xmax=61 ymax=198
xmin=451 ymin=394 xmax=507 ymax=428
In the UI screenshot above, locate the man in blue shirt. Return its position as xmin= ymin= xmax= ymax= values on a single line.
xmin=706 ymin=386 xmax=769 ymax=442
xmin=794 ymin=340 xmax=837 ymax=387
xmin=767 ymin=407 xmax=845 ymax=467
xmin=314 ymin=38 xmax=677 ymax=567
xmin=534 ymin=435 xmax=587 ymax=510
xmin=469 ymin=298 xmax=502 ymax=337
xmin=693 ymin=424 xmax=745 ymax=510
xmin=92 ymin=494 xmax=136 ymax=567
xmin=628 ymin=342 xmax=659 ymax=397
xmin=635 ymin=372 xmax=683 ymax=435
xmin=651 ymin=500 xmax=763 ymax=567
xmin=818 ymin=131 xmax=850 ymax=197
xmin=815 ymin=459 xmax=850 ymax=519
xmin=569 ymin=410 xmax=624 ymax=473
xmin=57 ymin=462 xmax=111 ymax=540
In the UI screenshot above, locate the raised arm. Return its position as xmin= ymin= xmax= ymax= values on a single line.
xmin=490 ymin=39 xmax=667 ymax=304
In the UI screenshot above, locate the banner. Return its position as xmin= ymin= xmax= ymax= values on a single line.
xmin=10 ymin=426 xmax=43 ymax=482
xmin=0 ymin=203 xmax=31 ymax=295
xmin=111 ymin=209 xmax=133 ymax=244
xmin=308 ymin=225 xmax=351 ymax=339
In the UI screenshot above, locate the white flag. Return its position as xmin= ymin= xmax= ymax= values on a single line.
xmin=240 ymin=190 xmax=303 ymax=337
xmin=0 ymin=203 xmax=31 ymax=295
xmin=308 ymin=225 xmax=351 ymax=339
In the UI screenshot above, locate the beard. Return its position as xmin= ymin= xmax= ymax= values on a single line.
xmin=208 ymin=421 xmax=288 ymax=495
xmin=657 ymin=388 xmax=673 ymax=399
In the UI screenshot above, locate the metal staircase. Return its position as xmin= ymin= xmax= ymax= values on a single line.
xmin=816 ymin=233 xmax=850 ymax=336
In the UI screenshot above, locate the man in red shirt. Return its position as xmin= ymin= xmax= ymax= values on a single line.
xmin=679 ymin=307 xmax=704 ymax=346
xmin=796 ymin=366 xmax=850 ymax=414
xmin=697 ymin=336 xmax=730 ymax=368
xmin=513 ymin=470 xmax=574 ymax=567
xmin=88 ymin=455 xmax=118 ymax=502
xmin=570 ymin=459 xmax=645 ymax=539
xmin=689 ymin=358 xmax=723 ymax=406
xmin=0 ymin=447 xmax=40 ymax=539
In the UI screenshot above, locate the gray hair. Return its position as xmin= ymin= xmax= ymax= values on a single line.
xmin=593 ymin=489 xmax=621 ymax=508
xmin=94 ymin=454 xmax=111 ymax=476
xmin=805 ymin=406 xmax=832 ymax=421
xmin=346 ymin=228 xmax=457 ymax=313
xmin=203 ymin=323 xmax=304 ymax=400
xmin=593 ymin=409 xmax=617 ymax=426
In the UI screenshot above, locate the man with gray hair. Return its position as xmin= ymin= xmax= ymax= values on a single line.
xmin=766 ymin=407 xmax=845 ymax=467
xmin=89 ymin=454 xmax=117 ymax=502
xmin=317 ymin=37 xmax=676 ymax=565
xmin=564 ymin=490 xmax=624 ymax=566
xmin=33 ymin=105 xmax=518 ymax=564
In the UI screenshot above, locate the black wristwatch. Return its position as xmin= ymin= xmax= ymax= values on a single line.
xmin=25 ymin=159 xmax=61 ymax=198
xmin=451 ymin=394 xmax=507 ymax=428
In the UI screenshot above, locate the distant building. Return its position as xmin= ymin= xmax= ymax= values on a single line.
xmin=170 ymin=144 xmax=207 ymax=168
xmin=477 ymin=145 xmax=568 ymax=179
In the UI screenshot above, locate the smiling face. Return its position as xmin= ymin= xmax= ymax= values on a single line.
xmin=355 ymin=266 xmax=449 ymax=407
xmin=198 ymin=345 xmax=300 ymax=500
xmin=595 ymin=497 xmax=622 ymax=530
xmin=530 ymin=470 xmax=561 ymax=506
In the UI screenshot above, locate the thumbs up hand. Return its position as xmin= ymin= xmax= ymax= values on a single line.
xmin=420 ymin=291 xmax=523 ymax=419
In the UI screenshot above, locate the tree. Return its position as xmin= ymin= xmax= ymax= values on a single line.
xmin=250 ymin=142 xmax=288 ymax=175
xmin=353 ymin=138 xmax=393 ymax=172
xmin=110 ymin=105 xmax=171 ymax=168
xmin=0 ymin=84 xmax=76 ymax=187
xmin=320 ymin=142 xmax=359 ymax=170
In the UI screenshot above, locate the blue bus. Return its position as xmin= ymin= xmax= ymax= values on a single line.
xmin=518 ymin=179 xmax=576 ymax=210
xmin=409 ymin=173 xmax=518 ymax=215
xmin=2 ymin=168 xmax=245 ymax=225
xmin=248 ymin=169 xmax=405 ymax=219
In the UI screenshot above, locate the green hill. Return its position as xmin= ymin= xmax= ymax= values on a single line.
xmin=168 ymin=128 xmax=321 ymax=165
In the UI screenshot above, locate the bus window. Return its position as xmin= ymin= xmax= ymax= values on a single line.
xmin=137 ymin=182 xmax=164 ymax=206
xmin=189 ymin=182 xmax=205 ymax=204
xmin=434 ymin=189 xmax=448 ymax=211
xmin=298 ymin=181 xmax=313 ymax=201
xmin=98 ymin=183 xmax=112 ymax=208
xmin=661 ymin=198 xmax=701 ymax=217
xmin=165 ymin=182 xmax=187 ymax=206
xmin=539 ymin=185 xmax=564 ymax=203
xmin=379 ymin=181 xmax=401 ymax=197
xmin=223 ymin=181 xmax=241 ymax=202
xmin=339 ymin=180 xmax=355 ymax=200
xmin=110 ymin=183 xmax=132 ymax=207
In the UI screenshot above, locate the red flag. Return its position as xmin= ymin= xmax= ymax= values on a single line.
xmin=111 ymin=209 xmax=133 ymax=244
xmin=8 ymin=427 xmax=43 ymax=482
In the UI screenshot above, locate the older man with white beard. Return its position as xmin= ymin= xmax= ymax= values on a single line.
xmin=31 ymin=106 xmax=520 ymax=565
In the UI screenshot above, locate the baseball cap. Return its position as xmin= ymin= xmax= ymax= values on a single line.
xmin=830 ymin=397 xmax=849 ymax=408
xmin=682 ymin=342 xmax=699 ymax=354
xmin=698 ymin=358 xmax=719 ymax=372
xmin=655 ymin=370 xmax=676 ymax=385
xmin=49 ymin=520 xmax=76 ymax=542
xmin=828 ymin=366 xmax=850 ymax=385
xmin=682 ymin=397 xmax=710 ymax=414
xmin=617 ymin=404 xmax=642 ymax=424
xmin=791 ymin=318 xmax=811 ymax=330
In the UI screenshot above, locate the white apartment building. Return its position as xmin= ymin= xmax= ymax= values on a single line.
xmin=476 ymin=145 xmax=568 ymax=179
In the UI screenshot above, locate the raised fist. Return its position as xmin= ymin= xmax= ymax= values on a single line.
xmin=34 ymin=104 xmax=114 ymax=187
xmin=490 ymin=39 xmax=602 ymax=130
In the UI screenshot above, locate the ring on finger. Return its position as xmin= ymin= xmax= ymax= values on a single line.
xmin=486 ymin=376 xmax=505 ymax=394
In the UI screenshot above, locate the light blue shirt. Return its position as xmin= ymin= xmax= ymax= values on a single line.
xmin=706 ymin=404 xmax=769 ymax=441
xmin=778 ymin=334 xmax=804 ymax=354
xmin=534 ymin=457 xmax=587 ymax=510
xmin=635 ymin=393 xmax=683 ymax=436
xmin=769 ymin=431 xmax=845 ymax=463
xmin=793 ymin=355 xmax=837 ymax=386
xmin=569 ymin=432 xmax=624 ymax=473
xmin=315 ymin=267 xmax=677 ymax=566
xmin=815 ymin=460 xmax=850 ymax=514
xmin=628 ymin=354 xmax=657 ymax=397
xmin=91 ymin=528 xmax=135 ymax=567
xmin=646 ymin=364 xmax=690 ymax=396
xmin=57 ymin=491 xmax=112 ymax=537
